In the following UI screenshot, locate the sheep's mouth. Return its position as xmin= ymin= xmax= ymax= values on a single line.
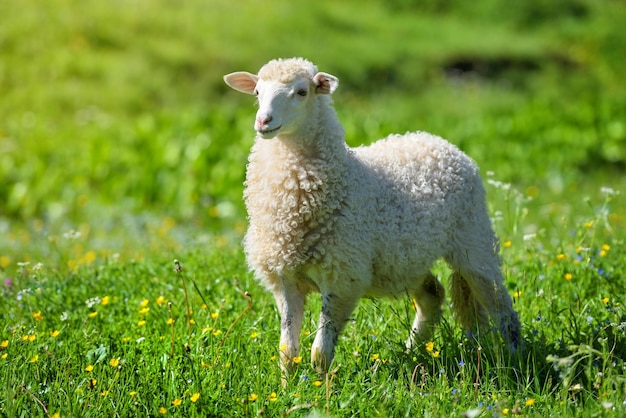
xmin=258 ymin=125 xmax=282 ymax=137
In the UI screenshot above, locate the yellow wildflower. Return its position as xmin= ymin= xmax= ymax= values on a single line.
xmin=32 ymin=311 xmax=44 ymax=321
xmin=0 ymin=255 xmax=10 ymax=269
xmin=432 ymin=351 xmax=440 ymax=358
xmin=292 ymin=356 xmax=302 ymax=364
xmin=50 ymin=330 xmax=60 ymax=338
xmin=140 ymin=299 xmax=149 ymax=307
xmin=139 ymin=307 xmax=150 ymax=315
xmin=1 ymin=340 xmax=8 ymax=348
xmin=525 ymin=398 xmax=535 ymax=407
xmin=268 ymin=392 xmax=278 ymax=402
xmin=172 ymin=399 xmax=182 ymax=407
xmin=156 ymin=296 xmax=167 ymax=305
xmin=502 ymin=408 xmax=509 ymax=415
xmin=87 ymin=312 xmax=98 ymax=318
xmin=556 ymin=254 xmax=567 ymax=261
xmin=564 ymin=273 xmax=573 ymax=281
xmin=248 ymin=393 xmax=258 ymax=402
xmin=28 ymin=335 xmax=36 ymax=342
xmin=51 ymin=413 xmax=60 ymax=418
xmin=250 ymin=332 xmax=259 ymax=339
xmin=425 ymin=341 xmax=434 ymax=352
xmin=85 ymin=365 xmax=94 ymax=372
xmin=109 ymin=358 xmax=120 ymax=367
xmin=129 ymin=391 xmax=137 ymax=397
xmin=101 ymin=296 xmax=110 ymax=305
xmin=166 ymin=318 xmax=174 ymax=325
xmin=190 ymin=393 xmax=200 ymax=403
xmin=602 ymin=297 xmax=609 ymax=304
xmin=29 ymin=354 xmax=39 ymax=363
xmin=83 ymin=251 xmax=97 ymax=264
xmin=137 ymin=320 xmax=146 ymax=327
xmin=313 ymin=380 xmax=323 ymax=387
xmin=158 ymin=406 xmax=167 ymax=415
xmin=211 ymin=312 xmax=219 ymax=319
xmin=503 ymin=241 xmax=512 ymax=248
xmin=371 ymin=353 xmax=380 ymax=360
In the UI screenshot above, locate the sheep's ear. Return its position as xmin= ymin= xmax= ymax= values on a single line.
xmin=223 ymin=72 xmax=259 ymax=95
xmin=313 ymin=72 xmax=339 ymax=95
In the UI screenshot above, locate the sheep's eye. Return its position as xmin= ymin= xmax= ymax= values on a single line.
xmin=297 ymin=88 xmax=307 ymax=97
xmin=253 ymin=89 xmax=259 ymax=96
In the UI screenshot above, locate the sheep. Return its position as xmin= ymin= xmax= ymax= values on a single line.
xmin=223 ymin=57 xmax=521 ymax=377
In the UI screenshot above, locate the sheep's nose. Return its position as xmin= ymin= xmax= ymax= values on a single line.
xmin=256 ymin=115 xmax=273 ymax=127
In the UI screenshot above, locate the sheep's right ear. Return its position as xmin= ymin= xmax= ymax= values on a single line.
xmin=313 ymin=72 xmax=339 ymax=95
xmin=223 ymin=72 xmax=259 ymax=95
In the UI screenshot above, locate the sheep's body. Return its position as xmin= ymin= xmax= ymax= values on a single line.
xmin=224 ymin=58 xmax=521 ymax=376
xmin=246 ymin=132 xmax=483 ymax=296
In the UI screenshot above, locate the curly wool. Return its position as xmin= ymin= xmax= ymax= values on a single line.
xmin=244 ymin=130 xmax=487 ymax=298
xmin=258 ymin=57 xmax=318 ymax=84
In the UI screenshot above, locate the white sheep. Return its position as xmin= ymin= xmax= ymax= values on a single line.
xmin=223 ymin=57 xmax=521 ymax=376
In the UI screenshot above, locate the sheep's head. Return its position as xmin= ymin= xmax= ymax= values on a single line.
xmin=224 ymin=58 xmax=339 ymax=139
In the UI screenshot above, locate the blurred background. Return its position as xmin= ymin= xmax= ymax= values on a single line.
xmin=1 ymin=0 xmax=624 ymax=256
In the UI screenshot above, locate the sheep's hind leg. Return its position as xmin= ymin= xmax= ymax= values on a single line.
xmin=406 ymin=272 xmax=445 ymax=349
xmin=311 ymin=292 xmax=358 ymax=374
xmin=449 ymin=263 xmax=521 ymax=351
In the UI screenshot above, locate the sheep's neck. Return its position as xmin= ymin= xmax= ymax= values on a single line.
xmin=245 ymin=114 xmax=350 ymax=269
xmin=274 ymin=102 xmax=346 ymax=158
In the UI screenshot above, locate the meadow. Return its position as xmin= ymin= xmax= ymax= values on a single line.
xmin=1 ymin=0 xmax=625 ymax=416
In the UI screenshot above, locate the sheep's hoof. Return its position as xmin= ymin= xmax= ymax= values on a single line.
xmin=311 ymin=348 xmax=330 ymax=375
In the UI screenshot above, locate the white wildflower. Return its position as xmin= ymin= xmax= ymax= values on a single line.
xmin=63 ymin=229 xmax=82 ymax=240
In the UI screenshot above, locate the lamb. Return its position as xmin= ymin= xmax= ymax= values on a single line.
xmin=223 ymin=57 xmax=521 ymax=376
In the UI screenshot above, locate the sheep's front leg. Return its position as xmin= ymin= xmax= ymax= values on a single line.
xmin=274 ymin=282 xmax=306 ymax=378
xmin=311 ymin=292 xmax=358 ymax=374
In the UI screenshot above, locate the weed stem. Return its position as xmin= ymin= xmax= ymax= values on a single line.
xmin=174 ymin=259 xmax=192 ymax=334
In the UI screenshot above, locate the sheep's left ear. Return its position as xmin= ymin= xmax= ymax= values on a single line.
xmin=313 ymin=72 xmax=339 ymax=95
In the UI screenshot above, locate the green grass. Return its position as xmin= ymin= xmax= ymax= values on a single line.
xmin=1 ymin=186 xmax=624 ymax=416
xmin=1 ymin=0 xmax=625 ymax=416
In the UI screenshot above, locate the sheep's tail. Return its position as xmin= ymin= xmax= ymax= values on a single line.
xmin=450 ymin=269 xmax=522 ymax=350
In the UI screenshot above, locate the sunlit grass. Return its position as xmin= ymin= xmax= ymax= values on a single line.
xmin=1 ymin=181 xmax=624 ymax=416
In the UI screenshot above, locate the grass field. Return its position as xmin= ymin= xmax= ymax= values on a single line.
xmin=1 ymin=0 xmax=625 ymax=416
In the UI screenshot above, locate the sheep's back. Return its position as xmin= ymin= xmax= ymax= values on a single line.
xmin=353 ymin=131 xmax=485 ymax=285
xmin=355 ymin=131 xmax=481 ymax=201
